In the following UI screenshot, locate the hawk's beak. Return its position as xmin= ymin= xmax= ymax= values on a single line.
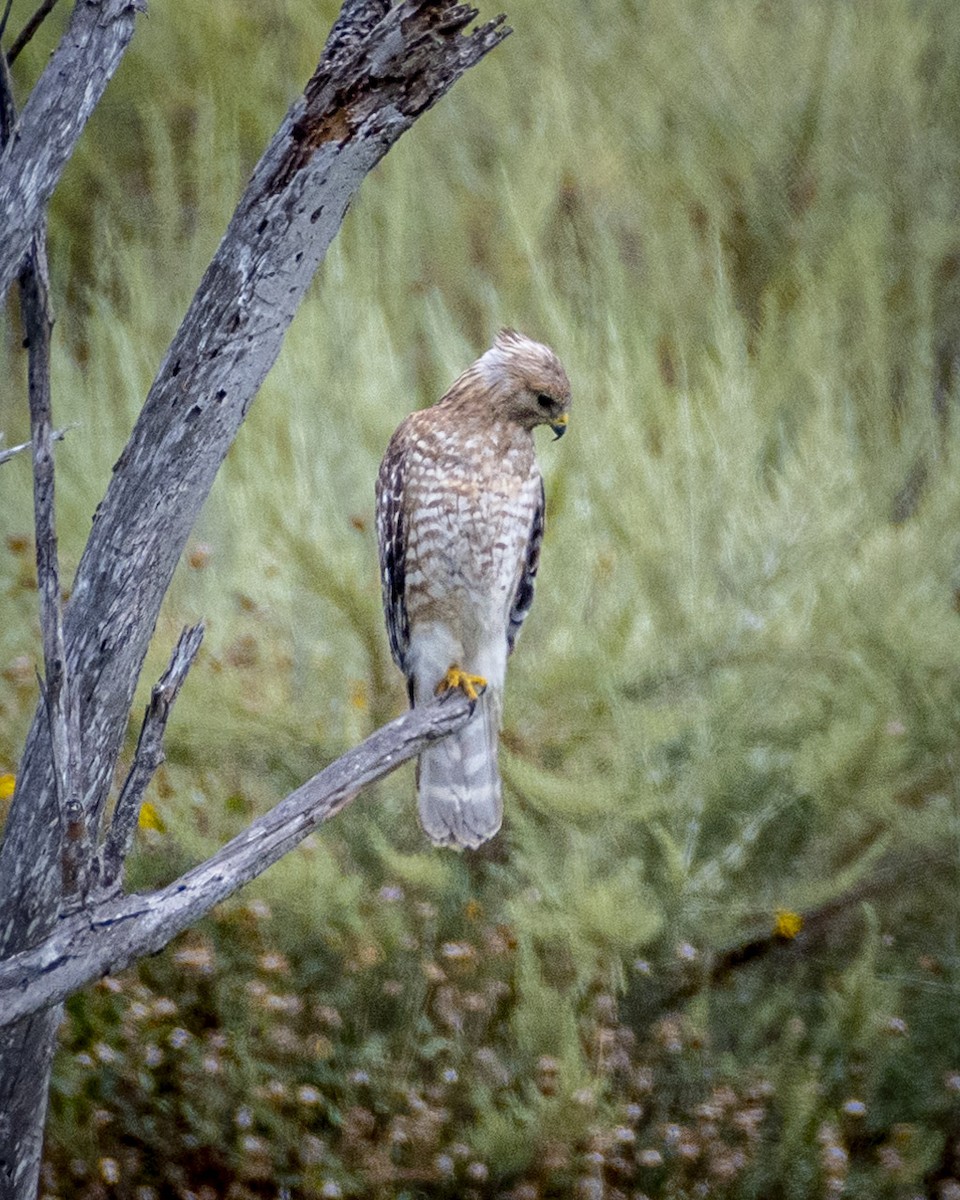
xmin=550 ymin=413 xmax=569 ymax=440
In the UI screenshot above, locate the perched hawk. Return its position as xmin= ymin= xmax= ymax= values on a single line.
xmin=376 ymin=329 xmax=572 ymax=848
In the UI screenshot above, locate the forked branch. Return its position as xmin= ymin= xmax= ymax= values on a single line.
xmin=0 ymin=691 xmax=473 ymax=1026
xmin=0 ymin=426 xmax=69 ymax=467
xmin=99 ymin=624 xmax=206 ymax=893
xmin=1 ymin=0 xmax=510 ymax=957
xmin=0 ymin=4 xmax=509 ymax=1191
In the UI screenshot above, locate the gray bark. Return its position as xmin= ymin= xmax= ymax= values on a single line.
xmin=0 ymin=691 xmax=473 ymax=1027
xmin=98 ymin=624 xmax=206 ymax=893
xmin=0 ymin=427 xmax=68 ymax=468
xmin=0 ymin=41 xmax=80 ymax=1199
xmin=0 ymin=0 xmax=142 ymax=299
xmin=0 ymin=1 xmax=509 ymax=1194
xmin=21 ymin=221 xmax=91 ymax=911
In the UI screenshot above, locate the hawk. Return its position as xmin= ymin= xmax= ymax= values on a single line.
xmin=376 ymin=329 xmax=572 ymax=848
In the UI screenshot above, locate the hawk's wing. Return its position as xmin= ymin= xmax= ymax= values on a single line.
xmin=506 ymin=476 xmax=545 ymax=655
xmin=375 ymin=434 xmax=411 ymax=687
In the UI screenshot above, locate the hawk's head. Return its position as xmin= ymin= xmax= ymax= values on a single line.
xmin=474 ymin=328 xmax=572 ymax=438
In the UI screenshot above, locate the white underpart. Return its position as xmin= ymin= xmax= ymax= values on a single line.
xmin=403 ymin=442 xmax=538 ymax=849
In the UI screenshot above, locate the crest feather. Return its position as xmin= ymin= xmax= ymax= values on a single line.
xmin=494 ymin=327 xmax=525 ymax=349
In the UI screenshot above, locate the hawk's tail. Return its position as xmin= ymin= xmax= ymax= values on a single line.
xmin=416 ymin=688 xmax=502 ymax=849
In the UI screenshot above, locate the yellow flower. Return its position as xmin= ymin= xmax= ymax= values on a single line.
xmin=0 ymin=773 xmax=15 ymax=801
xmin=138 ymin=801 xmax=165 ymax=832
xmin=773 ymin=909 xmax=803 ymax=940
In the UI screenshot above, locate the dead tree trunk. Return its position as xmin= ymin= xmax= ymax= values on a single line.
xmin=0 ymin=2 xmax=508 ymax=1195
xmin=0 ymin=690 xmax=475 ymax=1028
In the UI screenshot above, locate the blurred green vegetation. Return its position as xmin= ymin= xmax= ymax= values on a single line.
xmin=4 ymin=0 xmax=960 ymax=1195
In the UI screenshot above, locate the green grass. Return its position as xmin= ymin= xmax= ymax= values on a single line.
xmin=4 ymin=0 xmax=960 ymax=1195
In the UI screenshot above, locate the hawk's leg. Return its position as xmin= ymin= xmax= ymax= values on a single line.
xmin=435 ymin=664 xmax=488 ymax=703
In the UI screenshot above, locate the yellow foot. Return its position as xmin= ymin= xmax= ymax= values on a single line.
xmin=435 ymin=664 xmax=487 ymax=703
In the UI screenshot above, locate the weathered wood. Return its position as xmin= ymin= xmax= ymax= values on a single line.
xmin=0 ymin=690 xmax=473 ymax=1027
xmin=20 ymin=222 xmax=89 ymax=909
xmin=0 ymin=47 xmax=82 ymax=1199
xmin=1 ymin=0 xmax=510 ymax=951
xmin=0 ymin=3 xmax=509 ymax=1193
xmin=98 ymin=624 xmax=205 ymax=893
xmin=0 ymin=1012 xmax=60 ymax=1200
xmin=0 ymin=426 xmax=68 ymax=467
xmin=0 ymin=0 xmax=142 ymax=299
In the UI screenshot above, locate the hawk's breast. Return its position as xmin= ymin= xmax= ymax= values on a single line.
xmin=402 ymin=423 xmax=540 ymax=635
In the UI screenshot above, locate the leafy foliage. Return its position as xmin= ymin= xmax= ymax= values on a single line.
xmin=3 ymin=0 xmax=960 ymax=1195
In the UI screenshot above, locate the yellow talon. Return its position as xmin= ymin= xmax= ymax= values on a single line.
xmin=436 ymin=665 xmax=487 ymax=702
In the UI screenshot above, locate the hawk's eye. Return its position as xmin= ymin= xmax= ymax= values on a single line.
xmin=536 ymin=394 xmax=554 ymax=410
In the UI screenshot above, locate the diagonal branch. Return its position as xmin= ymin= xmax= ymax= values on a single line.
xmin=0 ymin=5 xmax=509 ymax=1187
xmin=0 ymin=0 xmax=142 ymax=298
xmin=0 ymin=690 xmax=474 ymax=1026
xmin=0 ymin=0 xmax=510 ymax=964
xmin=6 ymin=0 xmax=63 ymax=66
xmin=0 ymin=0 xmax=13 ymax=48
xmin=626 ymin=845 xmax=957 ymax=1025
xmin=99 ymin=624 xmax=205 ymax=893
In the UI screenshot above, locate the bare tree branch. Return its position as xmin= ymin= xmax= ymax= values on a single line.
xmin=0 ymin=0 xmax=14 ymax=49
xmin=0 ymin=41 xmax=78 ymax=1194
xmin=0 ymin=17 xmax=13 ymax=138
xmin=625 ymin=845 xmax=956 ymax=1026
xmin=0 ymin=5 xmax=510 ymax=1191
xmin=6 ymin=0 xmax=63 ymax=66
xmin=19 ymin=224 xmax=89 ymax=909
xmin=3 ymin=8 xmax=86 ymax=910
xmin=1 ymin=0 xmax=510 ymax=961
xmin=0 ymin=426 xmax=69 ymax=467
xmin=0 ymin=691 xmax=473 ymax=1027
xmin=98 ymin=624 xmax=205 ymax=893
xmin=0 ymin=0 xmax=141 ymax=298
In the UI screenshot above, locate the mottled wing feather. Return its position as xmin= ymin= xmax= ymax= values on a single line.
xmin=507 ymin=476 xmax=545 ymax=654
xmin=375 ymin=434 xmax=411 ymax=686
